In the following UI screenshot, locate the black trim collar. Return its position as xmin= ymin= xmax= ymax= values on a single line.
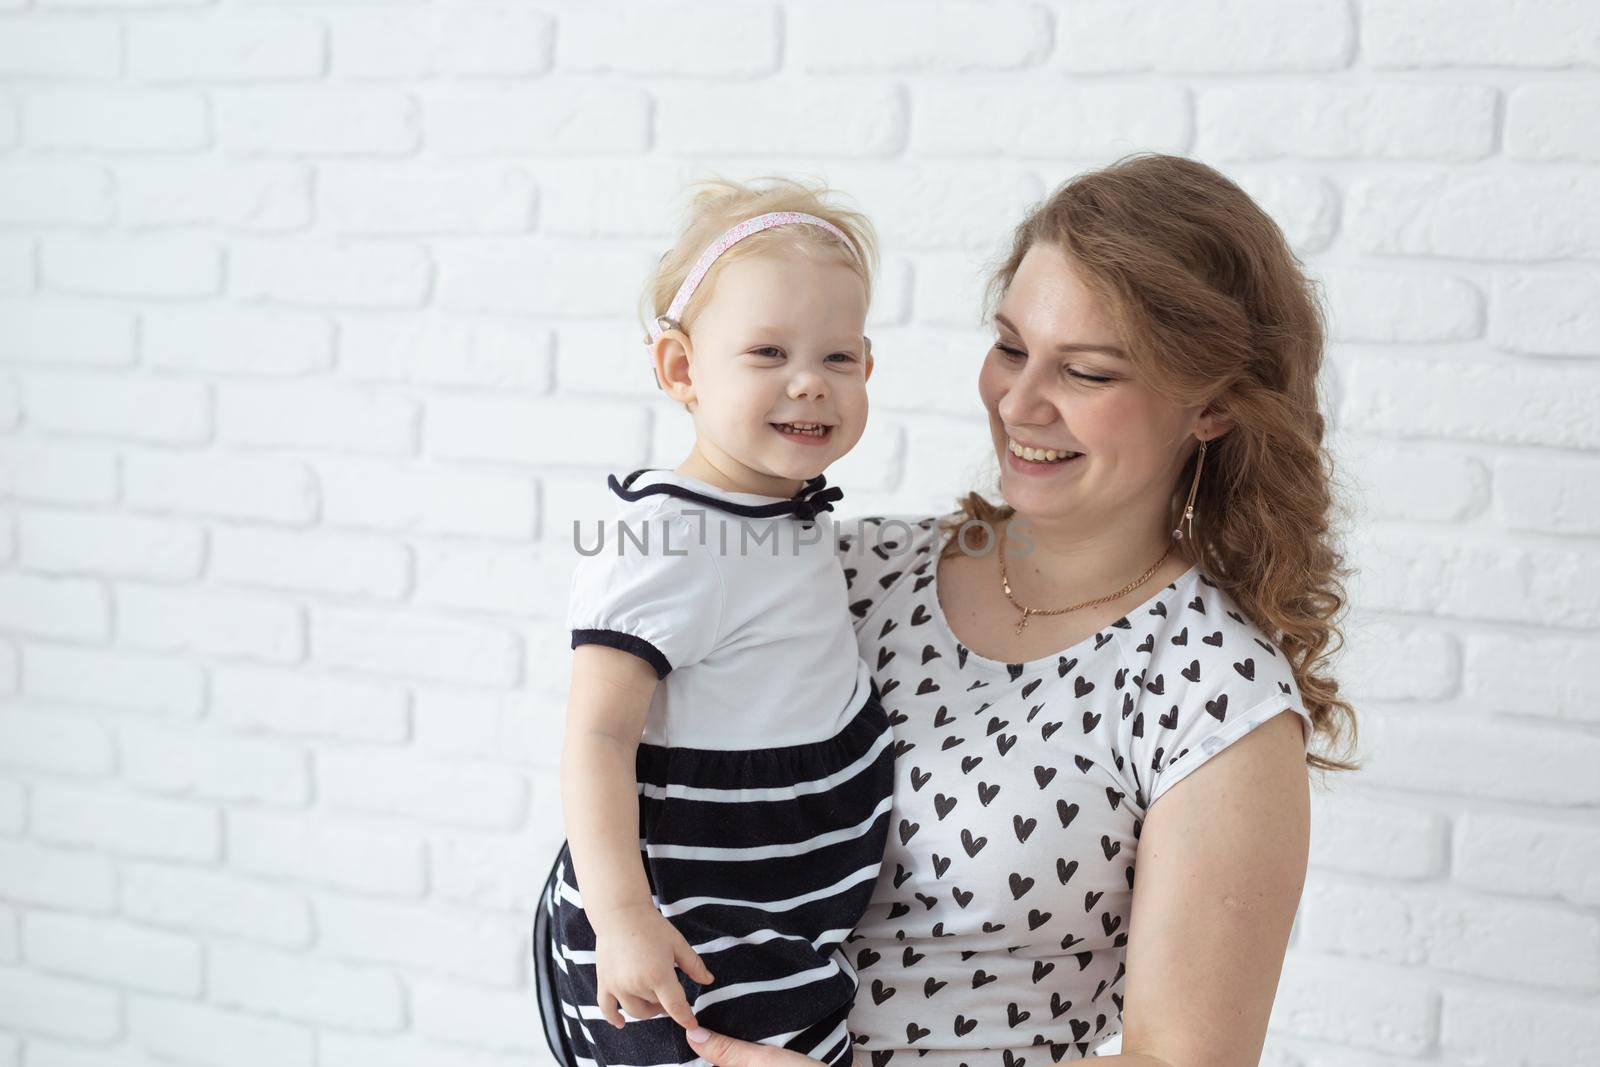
xmin=607 ymin=468 xmax=844 ymax=522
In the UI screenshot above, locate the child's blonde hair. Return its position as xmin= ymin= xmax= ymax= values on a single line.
xmin=639 ymin=176 xmax=879 ymax=343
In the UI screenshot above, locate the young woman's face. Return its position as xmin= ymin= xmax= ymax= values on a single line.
xmin=679 ymin=247 xmax=873 ymax=487
xmin=978 ymin=241 xmax=1202 ymax=531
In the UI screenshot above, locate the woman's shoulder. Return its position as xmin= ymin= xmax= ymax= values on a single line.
xmin=1125 ymin=567 xmax=1301 ymax=705
xmin=834 ymin=511 xmax=953 ymax=625
xmin=1114 ymin=566 xmax=1309 ymax=807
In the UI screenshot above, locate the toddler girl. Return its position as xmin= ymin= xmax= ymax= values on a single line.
xmin=532 ymin=178 xmax=893 ymax=1067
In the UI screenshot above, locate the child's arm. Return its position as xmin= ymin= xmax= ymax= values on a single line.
xmin=561 ymin=644 xmax=660 ymax=918
xmin=561 ymin=643 xmax=715 ymax=1032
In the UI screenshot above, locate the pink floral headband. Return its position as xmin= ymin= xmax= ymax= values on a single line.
xmin=645 ymin=211 xmax=854 ymax=346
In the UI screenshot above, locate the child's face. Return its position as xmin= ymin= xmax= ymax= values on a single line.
xmin=672 ymin=246 xmax=873 ymax=487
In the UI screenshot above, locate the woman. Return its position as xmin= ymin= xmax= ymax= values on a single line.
xmin=682 ymin=154 xmax=1359 ymax=1067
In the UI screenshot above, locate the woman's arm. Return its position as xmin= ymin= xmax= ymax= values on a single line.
xmin=685 ymin=710 xmax=1311 ymax=1067
xmin=1114 ymin=709 xmax=1311 ymax=1067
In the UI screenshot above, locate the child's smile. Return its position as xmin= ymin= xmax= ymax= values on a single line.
xmin=771 ymin=420 xmax=834 ymax=445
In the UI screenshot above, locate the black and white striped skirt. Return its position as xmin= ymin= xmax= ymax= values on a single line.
xmin=535 ymin=682 xmax=894 ymax=1067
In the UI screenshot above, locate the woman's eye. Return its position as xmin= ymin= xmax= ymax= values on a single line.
xmin=994 ymin=342 xmax=1110 ymax=383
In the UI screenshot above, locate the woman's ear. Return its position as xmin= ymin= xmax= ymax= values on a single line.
xmin=651 ymin=329 xmax=696 ymax=406
xmin=1194 ymin=401 xmax=1235 ymax=443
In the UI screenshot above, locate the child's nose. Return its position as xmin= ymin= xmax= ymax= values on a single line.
xmin=788 ymin=370 xmax=827 ymax=399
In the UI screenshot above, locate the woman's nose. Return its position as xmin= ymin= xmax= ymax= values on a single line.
xmin=996 ymin=366 xmax=1053 ymax=426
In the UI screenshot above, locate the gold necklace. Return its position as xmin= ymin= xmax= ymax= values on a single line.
xmin=997 ymin=522 xmax=1175 ymax=635
xmin=996 ymin=438 xmax=1208 ymax=634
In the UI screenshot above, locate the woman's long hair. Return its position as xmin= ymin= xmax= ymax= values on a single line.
xmin=948 ymin=153 xmax=1359 ymax=774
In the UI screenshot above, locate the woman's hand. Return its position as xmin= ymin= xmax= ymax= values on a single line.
xmin=685 ymin=1028 xmax=829 ymax=1067
xmin=592 ymin=903 xmax=714 ymax=1031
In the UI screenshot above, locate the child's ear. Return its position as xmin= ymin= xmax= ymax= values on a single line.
xmin=651 ymin=329 xmax=696 ymax=406
xmin=862 ymin=336 xmax=874 ymax=382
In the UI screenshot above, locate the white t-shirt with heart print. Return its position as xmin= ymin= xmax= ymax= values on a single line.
xmin=834 ymin=513 xmax=1312 ymax=1066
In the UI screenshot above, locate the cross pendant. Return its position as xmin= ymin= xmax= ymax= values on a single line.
xmin=1015 ymin=607 xmax=1031 ymax=635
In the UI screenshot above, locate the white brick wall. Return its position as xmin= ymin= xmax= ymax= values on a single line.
xmin=1 ymin=2 xmax=1597 ymax=1065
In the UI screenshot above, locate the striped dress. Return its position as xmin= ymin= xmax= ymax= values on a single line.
xmin=534 ymin=469 xmax=896 ymax=1067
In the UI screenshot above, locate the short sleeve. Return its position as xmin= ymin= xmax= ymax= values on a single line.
xmin=567 ymin=511 xmax=725 ymax=678
xmin=1137 ymin=621 xmax=1312 ymax=811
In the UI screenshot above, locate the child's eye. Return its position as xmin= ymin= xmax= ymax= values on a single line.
xmin=752 ymin=346 xmax=785 ymax=358
xmin=826 ymin=352 xmax=856 ymax=363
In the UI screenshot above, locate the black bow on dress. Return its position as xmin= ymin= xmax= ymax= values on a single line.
xmin=607 ymin=469 xmax=845 ymax=523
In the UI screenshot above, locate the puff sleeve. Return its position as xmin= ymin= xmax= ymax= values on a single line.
xmin=1137 ymin=609 xmax=1313 ymax=811
xmin=567 ymin=511 xmax=725 ymax=679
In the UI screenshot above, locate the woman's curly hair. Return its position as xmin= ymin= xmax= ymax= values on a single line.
xmin=947 ymin=153 xmax=1360 ymax=775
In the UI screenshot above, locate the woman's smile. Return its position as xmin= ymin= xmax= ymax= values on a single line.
xmin=1005 ymin=435 xmax=1085 ymax=474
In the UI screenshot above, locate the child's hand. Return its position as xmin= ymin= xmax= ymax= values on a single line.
xmin=593 ymin=903 xmax=715 ymax=1032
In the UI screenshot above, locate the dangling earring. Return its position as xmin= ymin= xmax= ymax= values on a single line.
xmin=1172 ymin=438 xmax=1206 ymax=543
